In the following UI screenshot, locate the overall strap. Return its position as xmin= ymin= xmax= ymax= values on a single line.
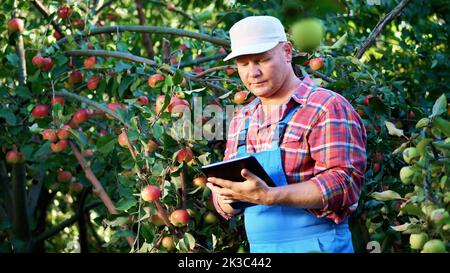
xmin=271 ymin=85 xmax=319 ymax=147
xmin=237 ymin=85 xmax=319 ymax=150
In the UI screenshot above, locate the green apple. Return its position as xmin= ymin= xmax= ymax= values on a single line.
xmin=409 ymin=233 xmax=428 ymax=250
xmin=403 ymin=147 xmax=419 ymax=164
xmin=400 ymin=166 xmax=415 ymax=185
xmin=421 ymin=239 xmax=446 ymax=253
xmin=291 ymin=18 xmax=324 ymax=52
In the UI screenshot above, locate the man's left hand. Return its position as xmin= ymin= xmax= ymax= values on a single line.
xmin=206 ymin=168 xmax=273 ymax=205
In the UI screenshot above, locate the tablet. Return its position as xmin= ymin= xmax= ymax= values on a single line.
xmin=201 ymin=155 xmax=275 ymax=209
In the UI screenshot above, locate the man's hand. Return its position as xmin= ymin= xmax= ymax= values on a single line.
xmin=206 ymin=168 xmax=273 ymax=206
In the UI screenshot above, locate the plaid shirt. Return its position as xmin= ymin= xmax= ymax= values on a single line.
xmin=213 ymin=75 xmax=367 ymax=224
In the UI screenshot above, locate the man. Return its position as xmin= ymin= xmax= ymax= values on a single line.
xmin=206 ymin=16 xmax=367 ymax=253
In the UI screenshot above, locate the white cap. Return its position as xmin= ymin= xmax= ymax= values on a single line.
xmin=224 ymin=16 xmax=287 ymax=61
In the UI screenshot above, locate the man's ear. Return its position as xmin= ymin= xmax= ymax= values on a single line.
xmin=282 ymin=42 xmax=293 ymax=62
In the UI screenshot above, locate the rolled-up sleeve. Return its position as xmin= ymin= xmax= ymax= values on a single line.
xmin=307 ymin=96 xmax=367 ymax=224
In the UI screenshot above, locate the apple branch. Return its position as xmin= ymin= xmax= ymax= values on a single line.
xmin=147 ymin=0 xmax=203 ymax=31
xmin=154 ymin=200 xmax=177 ymax=235
xmin=58 ymin=25 xmax=230 ymax=48
xmin=30 ymin=0 xmax=65 ymax=39
xmin=306 ymin=67 xmax=336 ymax=83
xmin=354 ymin=0 xmax=411 ymax=59
xmin=135 ymin=0 xmax=155 ymax=59
xmin=69 ymin=141 xmax=135 ymax=247
xmin=180 ymin=169 xmax=187 ymax=210
xmin=64 ymin=50 xmax=230 ymax=94
xmin=54 ymin=89 xmax=130 ymax=129
xmin=179 ymin=53 xmax=227 ymax=68
xmin=33 ymin=201 xmax=102 ymax=243
xmin=195 ymin=65 xmax=236 ymax=78
xmin=11 ymin=163 xmax=31 ymax=251
xmin=95 ymin=0 xmax=115 ymax=15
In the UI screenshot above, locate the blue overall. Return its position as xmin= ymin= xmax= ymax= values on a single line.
xmin=234 ymin=87 xmax=354 ymax=253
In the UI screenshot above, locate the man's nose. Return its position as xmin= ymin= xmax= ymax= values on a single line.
xmin=248 ymin=63 xmax=261 ymax=78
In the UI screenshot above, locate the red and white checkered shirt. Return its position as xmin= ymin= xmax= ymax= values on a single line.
xmin=213 ymin=75 xmax=367 ymax=224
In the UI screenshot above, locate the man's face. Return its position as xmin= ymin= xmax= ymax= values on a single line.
xmin=235 ymin=43 xmax=292 ymax=100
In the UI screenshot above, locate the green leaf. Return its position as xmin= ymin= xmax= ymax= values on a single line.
xmin=97 ymin=136 xmax=116 ymax=155
xmin=116 ymin=42 xmax=129 ymax=53
xmin=433 ymin=116 xmax=450 ymax=137
xmin=390 ymin=222 xmax=411 ymax=232
xmin=197 ymin=152 xmax=211 ymax=165
xmin=114 ymin=62 xmax=132 ymax=73
xmin=115 ymin=198 xmax=137 ymax=211
xmin=183 ymin=232 xmax=196 ymax=251
xmin=385 ymin=121 xmax=404 ymax=137
xmin=118 ymin=75 xmax=134 ymax=98
xmin=15 ymin=86 xmax=32 ymax=99
xmin=103 ymin=216 xmax=129 ymax=227
xmin=431 ymin=94 xmax=447 ymax=118
xmin=6 ymin=53 xmax=19 ymax=67
xmin=330 ymin=32 xmax=348 ymax=49
xmin=173 ymin=69 xmax=184 ymax=85
xmin=0 ymin=108 xmax=16 ymax=125
xmin=416 ymin=117 xmax=430 ymax=129
xmin=370 ymin=190 xmax=402 ymax=201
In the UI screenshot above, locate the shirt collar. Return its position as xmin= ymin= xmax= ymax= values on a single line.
xmin=240 ymin=74 xmax=316 ymax=116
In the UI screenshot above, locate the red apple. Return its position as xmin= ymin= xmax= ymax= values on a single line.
xmin=42 ymin=129 xmax=58 ymax=142
xmin=72 ymin=109 xmax=89 ymax=124
xmin=32 ymin=104 xmax=49 ymax=118
xmin=155 ymin=95 xmax=167 ymax=113
xmin=309 ymin=57 xmax=324 ymax=71
xmin=192 ymin=66 xmax=204 ymax=73
xmin=106 ymin=103 xmax=124 ymax=119
xmin=170 ymin=56 xmax=178 ymax=64
xmin=136 ymin=96 xmax=149 ymax=106
xmin=176 ymin=147 xmax=193 ymax=163
xmin=233 ymin=91 xmax=249 ymax=105
xmin=373 ymin=162 xmax=381 ymax=174
xmin=50 ymin=140 xmax=68 ymax=153
xmin=226 ymin=68 xmax=235 ymax=76
xmin=179 ymin=44 xmax=188 ymax=53
xmin=147 ymin=139 xmax=159 ymax=152
xmin=161 ymin=236 xmax=176 ymax=251
xmin=166 ymin=3 xmax=176 ymax=11
xmin=150 ymin=213 xmax=165 ymax=226
xmin=57 ymin=125 xmax=71 ymax=140
xmin=217 ymin=47 xmax=226 ymax=54
xmin=118 ymin=131 xmax=129 ymax=148
xmin=148 ymin=74 xmax=165 ymax=88
xmin=87 ymin=76 xmax=101 ymax=90
xmin=8 ymin=18 xmax=24 ymax=33
xmin=53 ymin=30 xmax=62 ymax=40
xmin=57 ymin=170 xmax=72 ymax=182
xmin=107 ymin=103 xmax=123 ymax=112
xmin=84 ymin=56 xmax=96 ymax=69
xmin=72 ymin=18 xmax=85 ymax=30
xmin=69 ymin=182 xmax=84 ymax=193
xmin=5 ymin=150 xmax=25 ymax=164
xmin=57 ymin=6 xmax=72 ymax=19
xmin=42 ymin=57 xmax=54 ymax=72
xmin=168 ymin=97 xmax=190 ymax=113
xmin=50 ymin=96 xmax=65 ymax=107
xmin=373 ymin=152 xmax=384 ymax=162
xmin=105 ymin=13 xmax=119 ymax=20
xmin=141 ymin=185 xmax=161 ymax=202
xmin=170 ymin=209 xmax=190 ymax=227
xmin=68 ymin=70 xmax=84 ymax=84
xmin=32 ymin=55 xmax=45 ymax=69
xmin=193 ymin=176 xmax=207 ymax=188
